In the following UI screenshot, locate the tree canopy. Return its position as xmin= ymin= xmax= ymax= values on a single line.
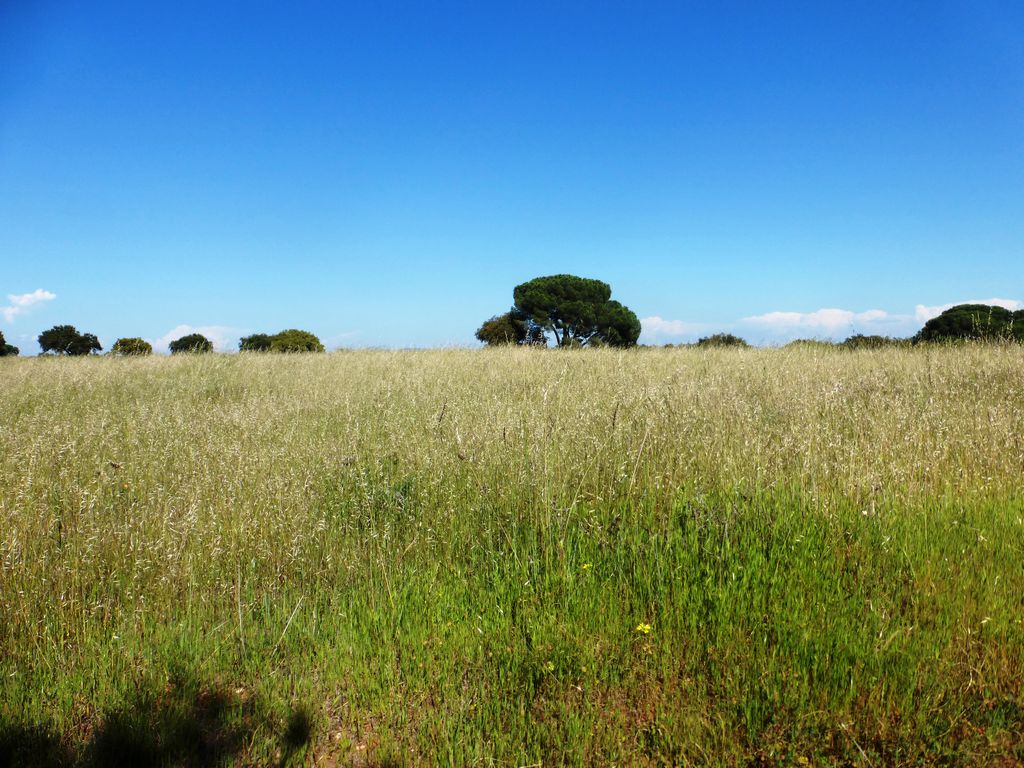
xmin=269 ymin=329 xmax=325 ymax=352
xmin=510 ymin=274 xmax=641 ymax=347
xmin=169 ymin=333 xmax=213 ymax=354
xmin=475 ymin=311 xmax=546 ymax=346
xmin=38 ymin=325 xmax=102 ymax=356
xmin=111 ymin=337 xmax=153 ymax=356
xmin=240 ymin=330 xmax=324 ymax=352
xmin=915 ymin=304 xmax=1023 ymax=343
xmin=239 ymin=333 xmax=274 ymax=352
xmin=839 ymin=334 xmax=905 ymax=350
xmin=0 ymin=330 xmax=19 ymax=357
xmin=696 ymin=333 xmax=749 ymax=348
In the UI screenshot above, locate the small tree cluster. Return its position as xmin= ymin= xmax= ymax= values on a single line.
xmin=839 ymin=334 xmax=906 ymax=350
xmin=477 ymin=274 xmax=641 ymax=348
xmin=0 ymin=330 xmax=19 ymax=357
xmin=696 ymin=333 xmax=749 ymax=348
xmin=239 ymin=329 xmax=324 ymax=353
xmin=111 ymin=337 xmax=153 ymax=356
xmin=38 ymin=325 xmax=102 ymax=356
xmin=915 ymin=304 xmax=1024 ymax=343
xmin=784 ymin=339 xmax=835 ymax=350
xmin=475 ymin=312 xmax=546 ymax=346
xmin=169 ymin=333 xmax=213 ymax=354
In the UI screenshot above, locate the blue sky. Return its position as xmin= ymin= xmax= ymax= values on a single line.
xmin=2 ymin=1 xmax=1022 ymax=351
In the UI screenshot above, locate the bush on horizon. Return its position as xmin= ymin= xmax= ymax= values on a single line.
xmin=915 ymin=304 xmax=1024 ymax=343
xmin=0 ymin=330 xmax=18 ymax=357
xmin=240 ymin=330 xmax=324 ymax=353
xmin=169 ymin=333 xmax=213 ymax=354
xmin=38 ymin=325 xmax=102 ymax=356
xmin=111 ymin=337 xmax=153 ymax=356
xmin=696 ymin=333 xmax=749 ymax=348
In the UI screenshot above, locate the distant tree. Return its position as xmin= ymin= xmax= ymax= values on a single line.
xmin=1016 ymin=311 xmax=1024 ymax=341
xmin=784 ymin=339 xmax=835 ymax=350
xmin=696 ymin=333 xmax=749 ymax=348
xmin=111 ymin=337 xmax=153 ymax=356
xmin=239 ymin=333 xmax=274 ymax=352
xmin=39 ymin=325 xmax=76 ymax=354
xmin=915 ymin=304 xmax=1018 ymax=343
xmin=511 ymin=274 xmax=640 ymax=347
xmin=839 ymin=334 xmax=905 ymax=350
xmin=599 ymin=300 xmax=642 ymax=347
xmin=38 ymin=325 xmax=102 ymax=356
xmin=475 ymin=311 xmax=546 ymax=346
xmin=476 ymin=312 xmax=526 ymax=346
xmin=70 ymin=334 xmax=101 ymax=356
xmin=269 ymin=329 xmax=325 ymax=353
xmin=169 ymin=333 xmax=213 ymax=354
xmin=0 ymin=330 xmax=19 ymax=357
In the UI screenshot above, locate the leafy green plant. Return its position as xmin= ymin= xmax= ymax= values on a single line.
xmin=915 ymin=304 xmax=1022 ymax=342
xmin=38 ymin=325 xmax=102 ymax=356
xmin=168 ymin=333 xmax=213 ymax=354
xmin=839 ymin=334 xmax=906 ymax=350
xmin=239 ymin=333 xmax=274 ymax=352
xmin=239 ymin=330 xmax=324 ymax=353
xmin=475 ymin=311 xmax=546 ymax=346
xmin=511 ymin=274 xmax=641 ymax=347
xmin=696 ymin=333 xmax=749 ymax=348
xmin=0 ymin=331 xmax=18 ymax=357
xmin=268 ymin=329 xmax=324 ymax=353
xmin=111 ymin=337 xmax=153 ymax=356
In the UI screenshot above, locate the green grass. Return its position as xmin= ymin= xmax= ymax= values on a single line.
xmin=1 ymin=346 xmax=1022 ymax=765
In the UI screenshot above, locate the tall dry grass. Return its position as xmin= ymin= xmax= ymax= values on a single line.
xmin=1 ymin=346 xmax=1022 ymax=765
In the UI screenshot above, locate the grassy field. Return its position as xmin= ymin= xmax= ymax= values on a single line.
xmin=1 ymin=346 xmax=1022 ymax=766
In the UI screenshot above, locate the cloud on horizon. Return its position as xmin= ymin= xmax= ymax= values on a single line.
xmin=149 ymin=324 xmax=239 ymax=354
xmin=639 ymin=316 xmax=711 ymax=344
xmin=2 ymin=289 xmax=56 ymax=323
xmin=740 ymin=307 xmax=913 ymax=338
xmin=644 ymin=297 xmax=1022 ymax=345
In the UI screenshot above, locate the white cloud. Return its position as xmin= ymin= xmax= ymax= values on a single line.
xmin=914 ymin=298 xmax=1023 ymax=324
xmin=738 ymin=307 xmax=921 ymax=342
xmin=2 ymin=289 xmax=56 ymax=322
xmin=639 ymin=316 xmax=710 ymax=344
xmin=149 ymin=324 xmax=238 ymax=353
xmin=740 ymin=307 xmax=908 ymax=336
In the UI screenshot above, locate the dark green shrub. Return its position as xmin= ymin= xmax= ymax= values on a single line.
xmin=111 ymin=337 xmax=153 ymax=356
xmin=239 ymin=333 xmax=274 ymax=352
xmin=168 ymin=333 xmax=213 ymax=354
xmin=237 ymin=330 xmax=325 ymax=353
xmin=0 ymin=330 xmax=18 ymax=357
xmin=784 ymin=339 xmax=835 ymax=350
xmin=512 ymin=274 xmax=640 ymax=347
xmin=696 ymin=333 xmax=749 ymax=348
xmin=915 ymin=304 xmax=1019 ymax=343
xmin=268 ymin=329 xmax=324 ymax=353
xmin=839 ymin=334 xmax=906 ymax=350
xmin=475 ymin=312 xmax=526 ymax=346
xmin=38 ymin=325 xmax=102 ymax=356
xmin=475 ymin=312 xmax=546 ymax=346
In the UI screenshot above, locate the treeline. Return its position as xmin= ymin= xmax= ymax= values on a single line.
xmin=659 ymin=303 xmax=1024 ymax=349
xmin=667 ymin=304 xmax=1024 ymax=349
xmin=2 ymin=290 xmax=1021 ymax=358
xmin=0 ymin=325 xmax=327 ymax=357
xmin=661 ymin=333 xmax=912 ymax=350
